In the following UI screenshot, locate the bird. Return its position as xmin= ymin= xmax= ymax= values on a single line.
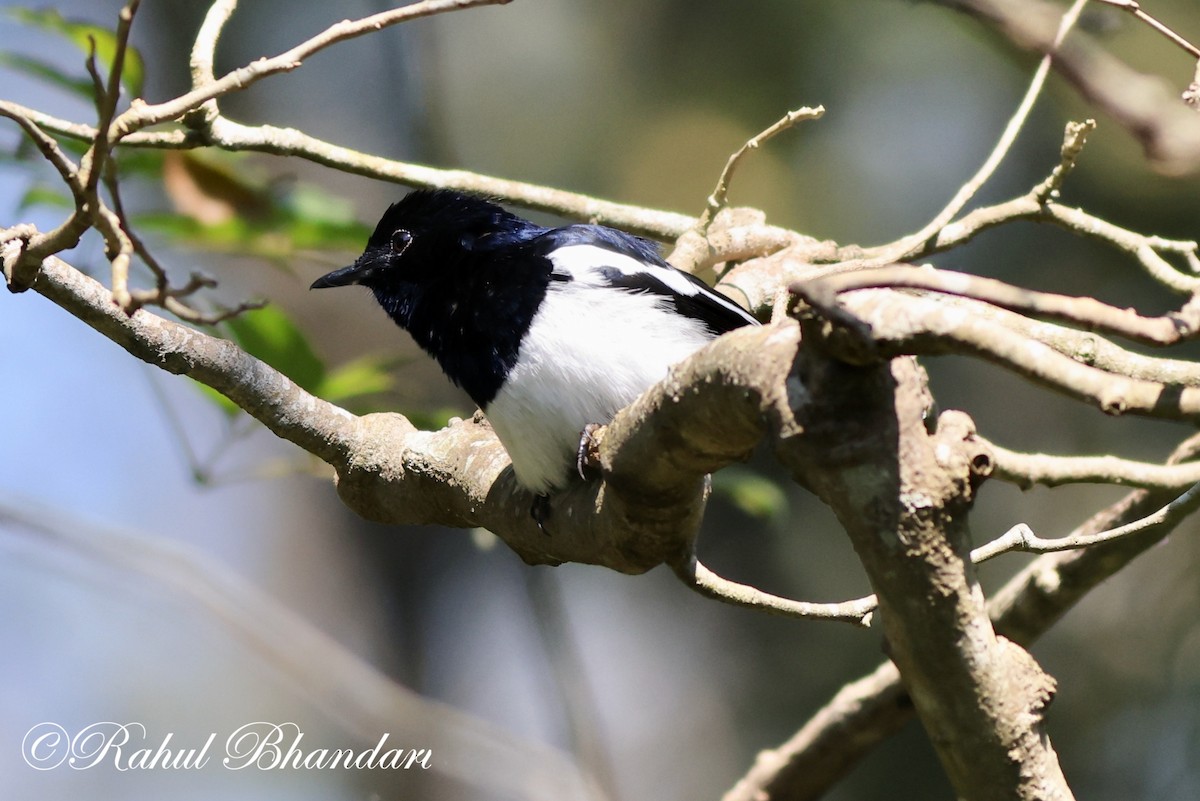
xmin=311 ymin=188 xmax=758 ymax=503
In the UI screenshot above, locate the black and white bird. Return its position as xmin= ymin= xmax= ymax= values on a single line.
xmin=311 ymin=189 xmax=758 ymax=496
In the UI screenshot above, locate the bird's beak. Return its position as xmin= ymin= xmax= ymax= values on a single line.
xmin=310 ymin=261 xmax=371 ymax=289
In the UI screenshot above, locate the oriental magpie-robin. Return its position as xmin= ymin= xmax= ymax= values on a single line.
xmin=311 ymin=189 xmax=758 ymax=497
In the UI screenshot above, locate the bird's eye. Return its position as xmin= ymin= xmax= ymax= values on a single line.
xmin=391 ymin=229 xmax=413 ymax=254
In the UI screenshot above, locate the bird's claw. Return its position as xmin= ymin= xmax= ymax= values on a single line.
xmin=576 ymin=423 xmax=604 ymax=481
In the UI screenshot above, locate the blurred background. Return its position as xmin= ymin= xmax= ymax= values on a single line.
xmin=2 ymin=0 xmax=1200 ymax=799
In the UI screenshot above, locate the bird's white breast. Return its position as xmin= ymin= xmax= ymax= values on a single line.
xmin=485 ymin=248 xmax=716 ymax=493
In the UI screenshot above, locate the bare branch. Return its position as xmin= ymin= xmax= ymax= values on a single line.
xmin=0 ymin=99 xmax=698 ymax=239
xmin=798 ymin=264 xmax=1200 ymax=346
xmin=774 ymin=350 xmax=1069 ymax=799
xmin=204 ymin=117 xmax=697 ymax=239
xmin=987 ymin=439 xmax=1200 ymax=489
xmin=817 ymin=288 xmax=1200 ymax=421
xmin=111 ymin=0 xmax=513 ymax=138
xmin=671 ymin=553 xmax=876 ymax=627
xmin=864 ymin=0 xmax=1089 ymax=264
xmin=932 ymin=197 xmax=1200 ymax=294
xmin=700 ymin=106 xmax=825 ymax=228
xmin=1030 ymin=118 xmax=1096 ymax=200
xmin=1094 ymin=0 xmax=1200 ymax=60
xmin=971 ymin=480 xmax=1200 ymax=562
xmin=844 ymin=115 xmax=1200 ymax=294
xmin=14 ymin=243 xmax=833 ymax=583
xmin=937 ymin=0 xmax=1200 ymax=173
xmin=721 ymin=660 xmax=908 ymax=801
xmin=0 ymin=105 xmax=87 ymax=208
xmin=732 ymin=457 xmax=1200 ymax=801
xmin=80 ymin=0 xmax=139 ymax=199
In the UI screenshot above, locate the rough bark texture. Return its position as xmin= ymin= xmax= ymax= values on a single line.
xmin=771 ymin=327 xmax=1073 ymax=801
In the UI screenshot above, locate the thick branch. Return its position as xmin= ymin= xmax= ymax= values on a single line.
xmin=804 ymin=265 xmax=1200 ymax=346
xmin=821 ymin=288 xmax=1200 ymax=421
xmin=774 ymin=338 xmax=1068 ymax=799
xmin=733 ymin=469 xmax=1198 ymax=801
xmin=6 ymin=241 xmax=815 ymax=581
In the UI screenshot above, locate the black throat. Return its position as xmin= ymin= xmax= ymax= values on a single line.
xmin=372 ymin=250 xmax=551 ymax=408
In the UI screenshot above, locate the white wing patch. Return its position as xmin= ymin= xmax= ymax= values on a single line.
xmin=549 ymin=244 xmax=702 ymax=294
xmin=547 ymin=244 xmax=754 ymax=325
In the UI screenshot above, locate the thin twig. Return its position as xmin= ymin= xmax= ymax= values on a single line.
xmin=863 ymin=0 xmax=1090 ymax=264
xmin=75 ymin=1 xmax=143 ymax=308
xmin=1094 ymin=0 xmax=1200 ymax=59
xmin=986 ymin=438 xmax=1200 ymax=489
xmin=1031 ymin=118 xmax=1096 ymax=200
xmin=671 ymin=552 xmax=876 ymax=627
xmin=0 ymin=99 xmax=698 ymax=240
xmin=796 ymin=264 xmax=1200 ymax=346
xmin=111 ymin=0 xmax=512 ymax=139
xmin=701 ymin=106 xmax=824 ymax=229
xmin=840 ymin=122 xmax=1200 ymax=294
xmin=971 ymin=481 xmax=1200 ymax=563
xmin=162 ymin=295 xmax=267 ymax=326
xmin=0 ymin=106 xmax=86 ymax=202
xmin=185 ymin=0 xmax=237 ymax=127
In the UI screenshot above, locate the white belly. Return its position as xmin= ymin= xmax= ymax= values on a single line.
xmin=485 ymin=281 xmax=713 ymax=493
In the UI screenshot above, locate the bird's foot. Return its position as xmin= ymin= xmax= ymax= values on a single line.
xmin=575 ymin=423 xmax=604 ymax=481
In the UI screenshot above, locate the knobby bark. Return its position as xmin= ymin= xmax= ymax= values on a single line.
xmin=774 ymin=324 xmax=1072 ymax=800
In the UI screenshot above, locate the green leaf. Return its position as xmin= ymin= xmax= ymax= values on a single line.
xmin=135 ymin=150 xmax=371 ymax=260
xmin=0 ymin=52 xmax=94 ymax=98
xmin=317 ymin=354 xmax=396 ymax=405
xmin=223 ymin=305 xmax=326 ymax=394
xmin=18 ymin=184 xmax=73 ymax=211
xmin=405 ymin=406 xmax=468 ymax=432
xmin=711 ymin=466 xmax=789 ymax=521
xmin=7 ymin=8 xmax=145 ymax=97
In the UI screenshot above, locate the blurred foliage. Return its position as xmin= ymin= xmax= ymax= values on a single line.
xmin=195 ymin=305 xmax=395 ymax=417
xmin=711 ymin=465 xmax=789 ymax=523
xmin=2 ymin=8 xmax=383 ymax=415
xmin=4 ymin=7 xmax=144 ymax=97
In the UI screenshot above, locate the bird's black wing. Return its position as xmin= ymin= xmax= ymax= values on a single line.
xmin=533 ymin=225 xmax=758 ymax=335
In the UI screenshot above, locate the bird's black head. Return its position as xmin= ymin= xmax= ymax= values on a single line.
xmin=310 ymin=189 xmax=550 ymax=407
xmin=311 ymin=189 xmax=538 ymax=303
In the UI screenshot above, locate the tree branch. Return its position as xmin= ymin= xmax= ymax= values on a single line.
xmin=970 ymin=479 xmax=1200 ymax=561
xmin=987 ymin=439 xmax=1200 ymax=489
xmin=863 ymin=0 xmax=1090 ymax=264
xmin=807 ymin=288 xmax=1200 ymax=421
xmin=936 ymin=0 xmax=1200 ymax=174
xmin=801 ymin=264 xmax=1200 ymax=346
xmin=730 ymin=467 xmax=1200 ymax=801
xmin=773 ymin=335 xmax=1069 ymax=799
xmin=671 ymin=554 xmax=876 ymax=627
xmin=700 ymin=106 xmax=825 ymax=229
xmin=111 ymin=0 xmax=513 ymax=138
